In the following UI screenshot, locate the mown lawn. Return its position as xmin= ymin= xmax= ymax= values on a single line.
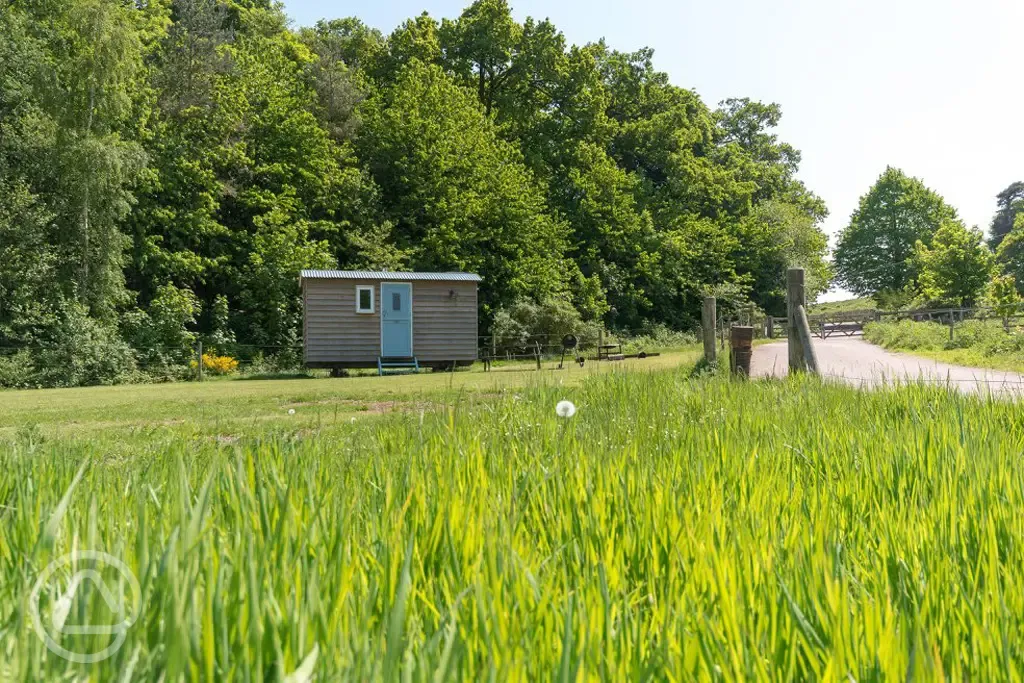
xmin=0 ymin=349 xmax=701 ymax=444
xmin=2 ymin=353 xmax=1023 ymax=680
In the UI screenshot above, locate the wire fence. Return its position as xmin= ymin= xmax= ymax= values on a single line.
xmin=475 ymin=328 xmax=702 ymax=362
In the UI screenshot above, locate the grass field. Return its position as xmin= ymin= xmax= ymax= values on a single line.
xmin=809 ymin=297 xmax=877 ymax=315
xmin=3 ymin=349 xmax=1024 ymax=679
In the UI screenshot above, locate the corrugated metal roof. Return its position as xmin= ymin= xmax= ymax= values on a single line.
xmin=300 ymin=270 xmax=483 ymax=282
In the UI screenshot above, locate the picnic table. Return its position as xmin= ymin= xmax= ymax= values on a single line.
xmin=597 ymin=343 xmax=624 ymax=361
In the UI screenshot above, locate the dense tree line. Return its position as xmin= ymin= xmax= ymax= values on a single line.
xmin=834 ymin=169 xmax=1024 ymax=311
xmin=0 ymin=0 xmax=830 ymax=387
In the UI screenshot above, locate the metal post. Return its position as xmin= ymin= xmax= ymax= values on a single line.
xmin=787 ymin=268 xmax=806 ymax=372
xmin=702 ymin=296 xmax=717 ymax=364
xmin=197 ymin=341 xmax=204 ymax=382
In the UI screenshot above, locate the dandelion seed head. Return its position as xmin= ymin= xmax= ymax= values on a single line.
xmin=288 ymin=409 xmax=296 ymax=415
xmin=555 ymin=400 xmax=576 ymax=419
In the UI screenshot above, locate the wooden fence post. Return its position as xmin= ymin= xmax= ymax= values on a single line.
xmin=766 ymin=315 xmax=775 ymax=339
xmin=702 ymin=296 xmax=717 ymax=365
xmin=535 ymin=341 xmax=542 ymax=370
xmin=787 ymin=269 xmax=805 ymax=372
xmin=197 ymin=341 xmax=204 ymax=382
xmin=794 ymin=305 xmax=821 ymax=374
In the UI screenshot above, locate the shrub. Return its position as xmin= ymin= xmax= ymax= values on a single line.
xmin=0 ymin=350 xmax=36 ymax=389
xmin=34 ymin=304 xmax=140 ymax=387
xmin=149 ymin=283 xmax=201 ymax=354
xmin=193 ymin=353 xmax=239 ymax=376
xmin=863 ymin=320 xmax=947 ymax=351
xmin=206 ymin=294 xmax=236 ymax=350
xmin=242 ymin=350 xmax=305 ymax=376
xmin=615 ymin=325 xmax=699 ymax=354
xmin=865 ymin=318 xmax=1024 ymax=358
xmin=490 ymin=297 xmax=601 ymax=351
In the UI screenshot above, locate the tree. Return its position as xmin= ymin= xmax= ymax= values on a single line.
xmin=235 ymin=206 xmax=334 ymax=347
xmin=913 ymin=220 xmax=993 ymax=306
xmin=994 ymin=214 xmax=1024 ymax=291
xmin=358 ymin=60 xmax=573 ymax=315
xmin=377 ymin=14 xmax=443 ymax=80
xmin=984 ymin=274 xmax=1022 ymax=323
xmin=0 ymin=8 xmax=60 ymax=345
xmin=299 ymin=22 xmax=367 ymax=142
xmin=735 ymin=200 xmax=831 ymax=313
xmin=714 ymin=98 xmax=827 ymax=222
xmin=834 ymin=167 xmax=960 ymax=297
xmin=42 ymin=0 xmax=149 ymax=321
xmin=440 ymin=0 xmax=521 ymax=116
xmin=155 ymin=0 xmax=233 ymax=114
xmin=988 ymin=181 xmax=1024 ymax=249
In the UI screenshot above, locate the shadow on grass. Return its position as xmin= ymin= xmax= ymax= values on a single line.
xmin=236 ymin=371 xmax=321 ymax=381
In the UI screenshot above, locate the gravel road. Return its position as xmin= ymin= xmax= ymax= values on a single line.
xmin=750 ymin=337 xmax=1024 ymax=395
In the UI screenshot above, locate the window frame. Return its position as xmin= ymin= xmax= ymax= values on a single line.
xmin=355 ymin=285 xmax=375 ymax=314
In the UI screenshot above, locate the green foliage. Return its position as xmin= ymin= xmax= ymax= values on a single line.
xmin=988 ymin=181 xmax=1024 ymax=249
xmin=359 ymin=60 xmax=573 ymax=312
xmin=994 ymin=214 xmax=1024 ymax=290
xmin=236 ymin=207 xmax=334 ymax=348
xmin=490 ymin=297 xmax=599 ymax=349
xmin=866 ymin=319 xmax=1024 ymax=365
xmin=0 ymin=351 xmax=37 ymax=390
xmin=206 ymin=294 xmax=236 ymax=349
xmin=984 ymin=274 xmax=1022 ymax=318
xmin=912 ymin=220 xmax=993 ymax=306
xmin=149 ymin=283 xmax=201 ymax=352
xmin=835 ymin=167 xmax=960 ymax=297
xmin=614 ymin=325 xmax=699 ymax=354
xmin=864 ymin=320 xmax=950 ymax=352
xmin=1 ymin=0 xmax=832 ymax=386
xmin=737 ymin=200 xmax=831 ymax=312
xmin=873 ymin=287 xmax=917 ymax=311
xmin=33 ymin=302 xmax=140 ymax=388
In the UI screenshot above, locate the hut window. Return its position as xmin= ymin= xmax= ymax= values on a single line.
xmin=355 ymin=286 xmax=374 ymax=314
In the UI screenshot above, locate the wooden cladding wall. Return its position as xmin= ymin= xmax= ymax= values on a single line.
xmin=303 ymin=279 xmax=478 ymax=365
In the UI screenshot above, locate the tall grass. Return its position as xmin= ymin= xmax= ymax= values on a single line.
xmin=2 ymin=369 xmax=1023 ymax=679
xmin=865 ymin=319 xmax=1024 ymax=374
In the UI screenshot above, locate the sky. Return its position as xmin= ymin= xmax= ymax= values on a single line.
xmin=282 ymin=0 xmax=1024 ymax=301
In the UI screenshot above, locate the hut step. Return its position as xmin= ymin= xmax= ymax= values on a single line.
xmin=377 ymin=357 xmax=420 ymax=376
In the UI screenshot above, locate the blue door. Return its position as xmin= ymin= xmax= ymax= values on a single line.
xmin=381 ymin=283 xmax=413 ymax=357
